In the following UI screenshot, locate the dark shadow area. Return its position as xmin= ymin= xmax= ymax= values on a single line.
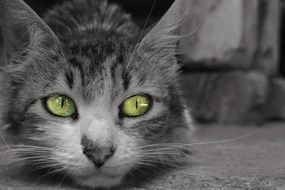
xmin=280 ymin=0 xmax=285 ymax=76
xmin=24 ymin=0 xmax=174 ymax=28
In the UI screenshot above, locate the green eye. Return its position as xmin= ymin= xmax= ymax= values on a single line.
xmin=121 ymin=95 xmax=152 ymax=117
xmin=45 ymin=95 xmax=76 ymax=118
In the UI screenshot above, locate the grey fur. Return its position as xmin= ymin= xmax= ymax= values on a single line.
xmin=0 ymin=0 xmax=194 ymax=189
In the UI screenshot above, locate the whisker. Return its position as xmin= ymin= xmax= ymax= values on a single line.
xmin=6 ymin=149 xmax=53 ymax=153
xmin=135 ymin=161 xmax=166 ymax=172
xmin=136 ymin=0 xmax=157 ymax=44
xmin=142 ymin=146 xmax=191 ymax=153
xmin=139 ymin=151 xmax=187 ymax=157
xmin=56 ymin=169 xmax=70 ymax=188
xmin=124 ymin=0 xmax=157 ymax=75
xmin=134 ymin=142 xmax=185 ymax=150
xmin=140 ymin=150 xmax=181 ymax=154
xmin=175 ymin=128 xmax=264 ymax=148
xmin=131 ymin=167 xmax=147 ymax=175
xmin=107 ymin=151 xmax=192 ymax=169
xmin=8 ymin=144 xmax=58 ymax=149
xmin=140 ymin=152 xmax=197 ymax=162
xmin=7 ymin=157 xmax=57 ymax=164
xmin=28 ymin=163 xmax=64 ymax=174
xmin=139 ymin=159 xmax=184 ymax=169
xmin=33 ymin=166 xmax=68 ymax=186
xmin=0 ymin=134 xmax=10 ymax=150
xmin=136 ymin=127 xmax=263 ymax=152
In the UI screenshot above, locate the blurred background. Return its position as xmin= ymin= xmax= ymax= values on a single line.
xmin=24 ymin=0 xmax=284 ymax=125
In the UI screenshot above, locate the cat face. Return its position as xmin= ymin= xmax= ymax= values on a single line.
xmin=0 ymin=0 xmax=193 ymax=188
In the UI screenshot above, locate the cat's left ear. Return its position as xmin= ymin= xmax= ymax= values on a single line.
xmin=139 ymin=0 xmax=189 ymax=54
xmin=0 ymin=0 xmax=60 ymax=67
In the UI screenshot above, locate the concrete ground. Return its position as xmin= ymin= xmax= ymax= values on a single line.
xmin=0 ymin=123 xmax=284 ymax=190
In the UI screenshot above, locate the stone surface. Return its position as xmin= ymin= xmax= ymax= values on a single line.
xmin=180 ymin=0 xmax=280 ymax=75
xmin=0 ymin=123 xmax=284 ymax=189
xmin=253 ymin=0 xmax=281 ymax=75
xmin=181 ymin=0 xmax=243 ymax=61
xmin=266 ymin=78 xmax=285 ymax=120
xmin=180 ymin=0 xmax=257 ymax=69
xmin=179 ymin=71 xmax=269 ymax=124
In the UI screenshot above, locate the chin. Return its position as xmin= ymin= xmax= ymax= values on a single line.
xmin=74 ymin=175 xmax=123 ymax=189
xmin=66 ymin=159 xmax=134 ymax=189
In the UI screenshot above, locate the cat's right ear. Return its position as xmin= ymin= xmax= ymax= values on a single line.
xmin=0 ymin=0 xmax=60 ymax=67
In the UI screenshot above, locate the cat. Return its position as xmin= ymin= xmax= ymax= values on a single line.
xmin=0 ymin=0 xmax=194 ymax=189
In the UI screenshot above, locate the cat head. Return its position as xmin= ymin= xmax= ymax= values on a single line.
xmin=0 ymin=0 xmax=193 ymax=188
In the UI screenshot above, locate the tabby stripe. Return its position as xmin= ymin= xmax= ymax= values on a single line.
xmin=122 ymin=71 xmax=131 ymax=91
xmin=69 ymin=57 xmax=85 ymax=86
xmin=65 ymin=70 xmax=74 ymax=89
xmin=23 ymin=99 xmax=38 ymax=114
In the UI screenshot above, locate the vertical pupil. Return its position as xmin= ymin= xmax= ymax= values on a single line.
xmin=56 ymin=97 xmax=64 ymax=108
xmin=61 ymin=98 xmax=65 ymax=108
xmin=136 ymin=99 xmax=138 ymax=109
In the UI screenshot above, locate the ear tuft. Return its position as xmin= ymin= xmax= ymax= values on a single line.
xmin=132 ymin=0 xmax=190 ymax=74
xmin=141 ymin=0 xmax=189 ymax=48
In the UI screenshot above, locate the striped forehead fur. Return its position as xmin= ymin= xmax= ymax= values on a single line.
xmin=44 ymin=0 xmax=139 ymax=40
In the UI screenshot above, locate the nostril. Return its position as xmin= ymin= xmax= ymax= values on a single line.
xmin=109 ymin=145 xmax=116 ymax=155
xmin=82 ymin=149 xmax=88 ymax=155
xmin=111 ymin=145 xmax=116 ymax=153
xmin=104 ymin=147 xmax=115 ymax=160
